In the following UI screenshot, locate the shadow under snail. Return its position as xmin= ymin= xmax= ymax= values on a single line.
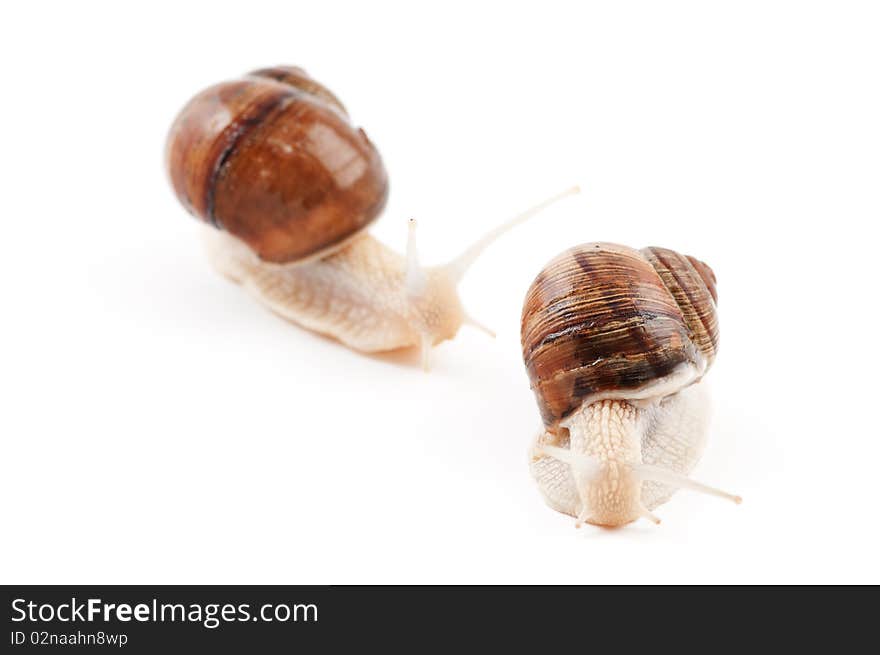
xmin=522 ymin=242 xmax=741 ymax=527
xmin=166 ymin=65 xmax=577 ymax=369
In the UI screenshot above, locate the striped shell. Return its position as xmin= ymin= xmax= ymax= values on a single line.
xmin=166 ymin=66 xmax=388 ymax=264
xmin=521 ymin=242 xmax=719 ymax=428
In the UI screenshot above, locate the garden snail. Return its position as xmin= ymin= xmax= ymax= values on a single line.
xmin=166 ymin=66 xmax=577 ymax=368
xmin=522 ymin=242 xmax=741 ymax=527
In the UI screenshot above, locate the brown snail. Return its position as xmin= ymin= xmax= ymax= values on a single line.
xmin=166 ymin=66 xmax=577 ymax=368
xmin=522 ymin=242 xmax=741 ymax=527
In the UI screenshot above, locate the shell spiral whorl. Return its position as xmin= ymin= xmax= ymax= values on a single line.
xmin=521 ymin=242 xmax=719 ymax=428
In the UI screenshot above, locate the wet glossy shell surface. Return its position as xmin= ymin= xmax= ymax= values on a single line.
xmin=166 ymin=67 xmax=388 ymax=263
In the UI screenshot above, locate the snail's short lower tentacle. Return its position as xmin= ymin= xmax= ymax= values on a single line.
xmin=419 ymin=334 xmax=433 ymax=372
xmin=574 ymin=502 xmax=592 ymax=529
xmin=638 ymin=505 xmax=662 ymax=525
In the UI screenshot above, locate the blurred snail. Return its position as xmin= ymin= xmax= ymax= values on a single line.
xmin=522 ymin=242 xmax=741 ymax=527
xmin=166 ymin=66 xmax=577 ymax=368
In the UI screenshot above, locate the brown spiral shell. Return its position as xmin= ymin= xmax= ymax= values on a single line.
xmin=521 ymin=243 xmax=719 ymax=428
xmin=166 ymin=66 xmax=388 ymax=263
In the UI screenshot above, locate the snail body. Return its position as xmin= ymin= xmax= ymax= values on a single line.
xmin=167 ymin=66 xmax=576 ymax=367
xmin=202 ymin=225 xmax=464 ymax=355
xmin=522 ymin=243 xmax=740 ymax=527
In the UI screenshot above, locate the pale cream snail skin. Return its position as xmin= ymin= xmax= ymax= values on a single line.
xmin=521 ymin=242 xmax=741 ymax=527
xmin=166 ymin=65 xmax=578 ymax=369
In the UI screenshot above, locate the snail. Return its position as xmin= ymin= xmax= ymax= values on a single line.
xmin=521 ymin=242 xmax=741 ymax=527
xmin=166 ymin=66 xmax=577 ymax=368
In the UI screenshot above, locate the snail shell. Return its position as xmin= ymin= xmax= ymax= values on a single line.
xmin=521 ymin=242 xmax=719 ymax=429
xmin=522 ymin=242 xmax=736 ymax=527
xmin=166 ymin=66 xmax=388 ymax=264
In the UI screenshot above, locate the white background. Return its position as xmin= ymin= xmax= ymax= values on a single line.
xmin=2 ymin=1 xmax=878 ymax=584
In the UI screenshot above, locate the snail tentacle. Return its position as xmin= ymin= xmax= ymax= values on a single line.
xmin=441 ymin=186 xmax=580 ymax=284
xmin=405 ymin=218 xmax=427 ymax=298
xmin=638 ymin=505 xmax=662 ymax=525
xmin=633 ymin=463 xmax=742 ymax=505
